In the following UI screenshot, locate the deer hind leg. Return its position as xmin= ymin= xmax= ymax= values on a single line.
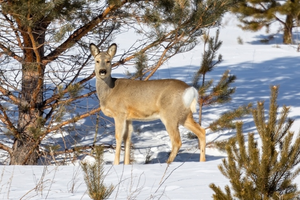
xmin=123 ymin=120 xmax=133 ymax=165
xmin=183 ymin=112 xmax=206 ymax=162
xmin=162 ymin=120 xmax=182 ymax=164
xmin=113 ymin=117 xmax=126 ymax=165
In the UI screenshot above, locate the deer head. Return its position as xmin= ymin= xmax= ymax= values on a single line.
xmin=90 ymin=43 xmax=117 ymax=80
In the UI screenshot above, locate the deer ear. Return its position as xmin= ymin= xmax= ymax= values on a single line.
xmin=107 ymin=43 xmax=117 ymax=57
xmin=89 ymin=43 xmax=100 ymax=57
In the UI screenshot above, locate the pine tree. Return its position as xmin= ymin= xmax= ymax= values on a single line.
xmin=210 ymin=86 xmax=300 ymax=199
xmin=81 ymin=147 xmax=114 ymax=200
xmin=231 ymin=0 xmax=300 ymax=44
xmin=193 ymin=30 xmax=251 ymax=130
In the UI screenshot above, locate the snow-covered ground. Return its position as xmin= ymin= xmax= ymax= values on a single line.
xmin=1 ymin=14 xmax=300 ymax=199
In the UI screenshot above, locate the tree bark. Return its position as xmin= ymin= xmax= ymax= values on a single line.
xmin=11 ymin=65 xmax=44 ymax=165
xmin=283 ymin=14 xmax=293 ymax=44
xmin=10 ymin=23 xmax=46 ymax=164
xmin=10 ymin=137 xmax=40 ymax=165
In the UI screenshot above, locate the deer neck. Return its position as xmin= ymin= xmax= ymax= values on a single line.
xmin=96 ymin=76 xmax=116 ymax=104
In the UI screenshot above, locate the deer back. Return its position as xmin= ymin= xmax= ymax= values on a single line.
xmin=100 ymin=78 xmax=194 ymax=122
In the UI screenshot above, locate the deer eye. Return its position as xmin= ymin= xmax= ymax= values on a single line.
xmin=96 ymin=60 xmax=100 ymax=63
xmin=106 ymin=61 xmax=111 ymax=64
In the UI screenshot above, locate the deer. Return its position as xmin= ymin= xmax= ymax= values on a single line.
xmin=90 ymin=43 xmax=206 ymax=165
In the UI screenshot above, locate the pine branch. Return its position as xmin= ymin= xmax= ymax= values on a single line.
xmin=42 ymin=3 xmax=121 ymax=65
xmin=207 ymin=103 xmax=252 ymax=131
xmin=210 ymin=86 xmax=300 ymax=199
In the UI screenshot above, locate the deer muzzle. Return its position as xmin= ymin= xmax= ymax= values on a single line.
xmin=99 ymin=69 xmax=107 ymax=76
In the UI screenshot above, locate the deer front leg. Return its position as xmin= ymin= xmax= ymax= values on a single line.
xmin=114 ymin=117 xmax=126 ymax=165
xmin=123 ymin=120 xmax=133 ymax=165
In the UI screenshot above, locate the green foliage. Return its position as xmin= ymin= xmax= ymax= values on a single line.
xmin=107 ymin=0 xmax=122 ymax=6
xmin=81 ymin=147 xmax=114 ymax=200
xmin=231 ymin=0 xmax=300 ymax=44
xmin=1 ymin=0 xmax=84 ymax=27
xmin=210 ymin=70 xmax=236 ymax=105
xmin=67 ymin=83 xmax=82 ymax=98
xmin=140 ymin=0 xmax=236 ymax=56
xmin=53 ymin=24 xmax=75 ymax=43
xmin=193 ymin=30 xmax=223 ymax=87
xmin=193 ymin=30 xmax=243 ymax=129
xmin=44 ymin=144 xmax=61 ymax=152
xmin=54 ymin=105 xmax=66 ymax=123
xmin=209 ymin=103 xmax=252 ymax=132
xmin=210 ymin=86 xmax=300 ymax=199
xmin=201 ymin=30 xmax=222 ymax=74
xmin=28 ymin=117 xmax=46 ymax=140
xmin=134 ymin=52 xmax=148 ymax=80
xmin=23 ymin=63 xmax=39 ymax=71
xmin=193 ymin=30 xmax=227 ymax=96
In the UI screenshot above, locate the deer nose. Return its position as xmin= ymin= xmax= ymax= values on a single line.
xmin=99 ymin=69 xmax=107 ymax=75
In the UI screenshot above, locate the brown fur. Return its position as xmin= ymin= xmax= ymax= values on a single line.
xmin=90 ymin=43 xmax=206 ymax=164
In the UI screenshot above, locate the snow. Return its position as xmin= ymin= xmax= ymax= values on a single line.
xmin=0 ymin=162 xmax=228 ymax=200
xmin=1 ymin=13 xmax=300 ymax=199
xmin=82 ymin=155 xmax=96 ymax=166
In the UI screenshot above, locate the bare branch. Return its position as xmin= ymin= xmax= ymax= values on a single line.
xmin=47 ymin=107 xmax=101 ymax=134
xmin=0 ymin=105 xmax=18 ymax=136
xmin=43 ymin=90 xmax=96 ymax=116
xmin=43 ymin=71 xmax=95 ymax=107
xmin=0 ymin=43 xmax=22 ymax=62
xmin=2 ymin=13 xmax=23 ymax=48
xmin=21 ymin=107 xmax=102 ymax=165
xmin=46 ymin=144 xmax=115 ymax=156
xmin=0 ymin=142 xmax=12 ymax=156
xmin=42 ymin=4 xmax=121 ymax=65
xmin=0 ymin=85 xmax=20 ymax=105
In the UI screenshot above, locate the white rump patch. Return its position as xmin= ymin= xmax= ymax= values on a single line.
xmin=182 ymin=87 xmax=198 ymax=113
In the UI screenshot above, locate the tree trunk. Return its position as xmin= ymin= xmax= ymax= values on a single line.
xmin=10 ymin=24 xmax=45 ymax=165
xmin=11 ymin=137 xmax=40 ymax=165
xmin=10 ymin=64 xmax=44 ymax=165
xmin=283 ymin=14 xmax=293 ymax=44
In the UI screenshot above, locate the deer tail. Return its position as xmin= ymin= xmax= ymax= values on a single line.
xmin=182 ymin=87 xmax=198 ymax=113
